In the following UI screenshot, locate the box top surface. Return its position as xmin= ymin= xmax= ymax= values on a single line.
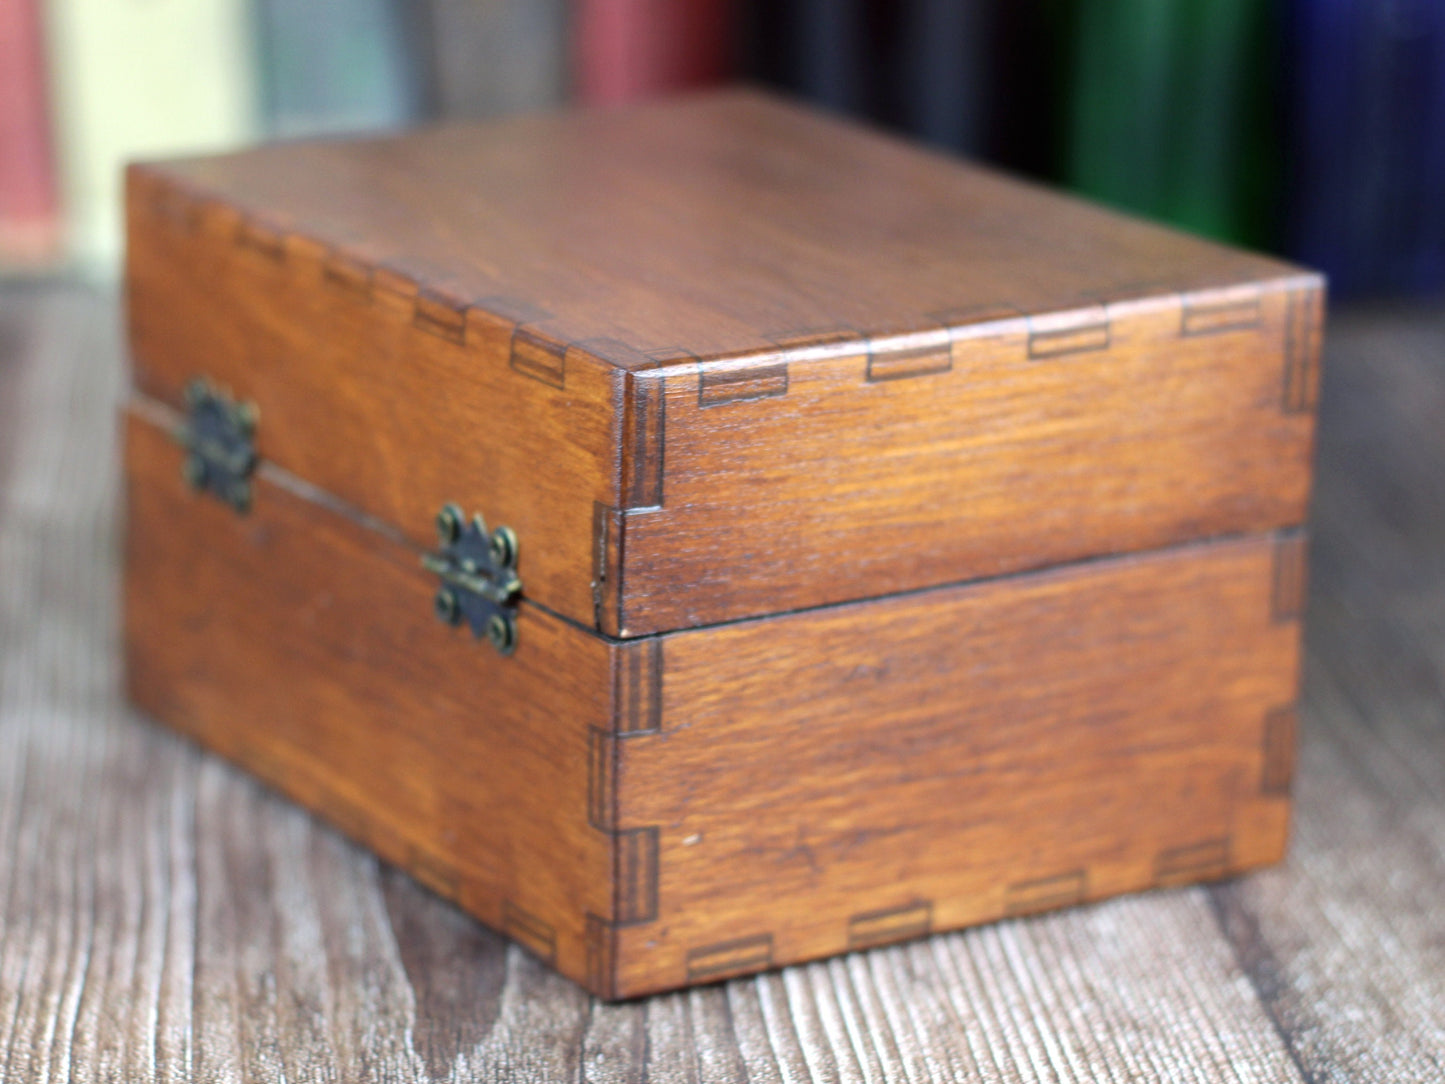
xmin=142 ymin=88 xmax=1300 ymax=368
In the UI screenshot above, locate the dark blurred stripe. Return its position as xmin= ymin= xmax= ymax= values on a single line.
xmin=904 ymin=0 xmax=990 ymax=154
xmin=1287 ymin=0 xmax=1445 ymax=295
xmin=796 ymin=0 xmax=866 ymax=111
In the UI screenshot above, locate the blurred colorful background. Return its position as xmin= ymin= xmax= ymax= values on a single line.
xmin=3 ymin=0 xmax=1443 ymax=297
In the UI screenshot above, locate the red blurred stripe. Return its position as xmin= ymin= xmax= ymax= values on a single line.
xmin=574 ymin=0 xmax=735 ymax=105
xmin=0 ymin=0 xmax=60 ymax=262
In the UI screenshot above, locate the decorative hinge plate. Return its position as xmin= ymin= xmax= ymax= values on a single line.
xmin=422 ymin=504 xmax=522 ymax=655
xmin=178 ymin=378 xmax=258 ymax=513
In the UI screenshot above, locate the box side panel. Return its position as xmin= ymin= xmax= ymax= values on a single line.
xmin=125 ymin=165 xmax=619 ymax=632
xmin=124 ymin=407 xmax=613 ymax=990
xmin=612 ymin=281 xmax=1323 ymax=634
xmin=609 ymin=532 xmax=1302 ymax=997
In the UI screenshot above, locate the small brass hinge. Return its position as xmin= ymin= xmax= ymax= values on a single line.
xmin=177 ymin=378 xmax=258 ymax=513
xmin=422 ymin=504 xmax=522 ymax=655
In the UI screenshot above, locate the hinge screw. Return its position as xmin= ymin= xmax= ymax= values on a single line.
xmin=489 ymin=525 xmax=517 ymax=568
xmin=436 ymin=503 xmax=464 ymax=545
xmin=487 ymin=613 xmax=516 ymax=654
xmin=434 ymin=586 xmax=462 ymax=625
xmin=234 ymin=401 xmax=259 ymax=435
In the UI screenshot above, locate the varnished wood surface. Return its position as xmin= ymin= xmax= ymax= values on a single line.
xmin=124 ymin=406 xmax=614 ymax=991
xmin=613 ymin=531 xmax=1297 ymax=996
xmin=611 ymin=283 xmax=1318 ymax=634
xmin=124 ymin=388 xmax=1297 ymax=997
xmin=3 ymin=283 xmax=1442 ymax=1078
xmin=127 ymin=91 xmax=1320 ymax=636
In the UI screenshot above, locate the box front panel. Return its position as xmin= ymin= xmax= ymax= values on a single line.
xmin=124 ymin=406 xmax=614 ymax=989
xmin=608 ymin=532 xmax=1302 ymax=996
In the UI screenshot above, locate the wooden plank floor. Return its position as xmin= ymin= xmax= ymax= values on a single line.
xmin=1 ymin=283 xmax=1442 ymax=1083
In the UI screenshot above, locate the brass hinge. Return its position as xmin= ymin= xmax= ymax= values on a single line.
xmin=177 ymin=378 xmax=258 ymax=513
xmin=422 ymin=504 xmax=522 ymax=655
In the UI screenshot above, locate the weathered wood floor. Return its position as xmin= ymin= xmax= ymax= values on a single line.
xmin=1 ymin=284 xmax=1442 ymax=1082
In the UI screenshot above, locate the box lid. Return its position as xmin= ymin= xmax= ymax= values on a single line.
xmin=126 ymin=89 xmax=1322 ymax=638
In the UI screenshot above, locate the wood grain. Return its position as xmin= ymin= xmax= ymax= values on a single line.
xmin=615 ymin=285 xmax=1318 ymax=634
xmin=124 ymin=173 xmax=619 ymax=633
xmin=611 ymin=532 xmax=1298 ymax=996
xmin=4 ymin=284 xmax=1444 ymax=1080
xmin=124 ymin=406 xmax=614 ymax=992
xmin=123 ymin=392 xmax=1299 ymax=999
xmin=126 ymin=90 xmax=1321 ymax=637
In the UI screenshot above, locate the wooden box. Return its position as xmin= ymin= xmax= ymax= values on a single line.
xmin=122 ymin=90 xmax=1321 ymax=999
